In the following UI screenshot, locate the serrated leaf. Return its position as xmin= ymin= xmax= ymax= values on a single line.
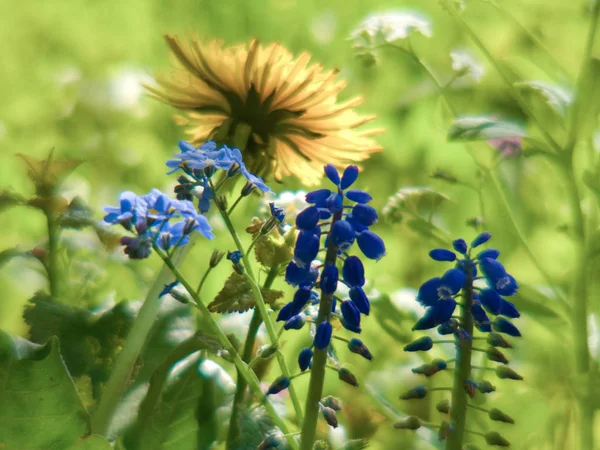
xmin=383 ymin=186 xmax=449 ymax=224
xmin=208 ymin=272 xmax=284 ymax=313
xmin=515 ymin=80 xmax=573 ymax=117
xmin=0 ymin=190 xmax=26 ymax=214
xmin=17 ymin=150 xmax=83 ymax=196
xmin=231 ymin=407 xmax=274 ymax=450
xmin=448 ymin=116 xmax=527 ymax=142
xmin=254 ymin=229 xmax=294 ymax=269
xmin=0 ymin=332 xmax=91 ymax=449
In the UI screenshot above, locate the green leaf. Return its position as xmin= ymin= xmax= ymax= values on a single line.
xmin=383 ymin=186 xmax=449 ymax=224
xmin=60 ymin=197 xmax=94 ymax=229
xmin=0 ymin=247 xmax=29 ymax=269
xmin=125 ymin=355 xmax=225 ymax=450
xmin=512 ymin=284 xmax=568 ymax=325
xmin=0 ymin=190 xmax=26 ymax=214
xmin=230 ymin=407 xmax=274 ymax=450
xmin=447 ymin=116 xmax=527 ymax=142
xmin=0 ymin=331 xmax=91 ymax=450
xmin=66 ymin=435 xmax=112 ymax=450
xmin=208 ymin=272 xmax=284 ymax=313
xmin=372 ymin=294 xmax=413 ymax=344
xmin=515 ymin=80 xmax=573 ymax=117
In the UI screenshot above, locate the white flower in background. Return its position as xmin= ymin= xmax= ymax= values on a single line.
xmin=349 ymin=10 xmax=432 ymax=49
xmin=390 ymin=287 xmax=423 ymax=316
xmin=311 ymin=10 xmax=337 ymax=44
xmin=198 ymin=359 xmax=236 ymax=394
xmin=262 ymin=190 xmax=308 ymax=226
xmin=450 ymin=49 xmax=485 ymax=83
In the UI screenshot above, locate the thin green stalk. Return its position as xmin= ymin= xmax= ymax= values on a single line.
xmin=299 ymin=210 xmax=342 ymax=450
xmin=91 ymin=246 xmax=189 ymax=436
xmin=196 ymin=265 xmax=214 ymax=296
xmin=45 ymin=209 xmax=60 ymax=299
xmin=212 ymin=185 xmax=304 ymax=423
xmin=226 ymin=266 xmax=279 ymax=450
xmin=154 ymin=247 xmax=299 ymax=450
xmin=446 ymin=262 xmax=474 ymax=450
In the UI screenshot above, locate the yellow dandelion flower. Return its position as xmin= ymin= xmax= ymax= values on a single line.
xmin=148 ymin=35 xmax=384 ymax=185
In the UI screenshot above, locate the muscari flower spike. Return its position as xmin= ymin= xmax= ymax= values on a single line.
xmin=103 ymin=189 xmax=214 ymax=260
xmin=279 ymin=165 xmax=385 ymax=352
xmin=399 ymin=232 xmax=521 ymax=448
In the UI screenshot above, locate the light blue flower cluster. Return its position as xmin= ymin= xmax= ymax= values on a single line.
xmin=168 ymin=140 xmax=272 ymax=213
xmin=103 ymin=188 xmax=214 ymax=259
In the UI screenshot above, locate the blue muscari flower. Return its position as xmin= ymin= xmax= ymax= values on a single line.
xmin=298 ymin=348 xmax=314 ymax=371
xmin=351 ymin=204 xmax=378 ymax=227
xmin=330 ymin=220 xmax=356 ymax=251
xmin=342 ymin=256 xmax=365 ymax=287
xmin=493 ymin=317 xmax=521 ymax=337
xmin=404 ymin=336 xmax=433 ymax=352
xmin=453 ymin=238 xmax=468 ymax=255
xmin=266 ymin=375 xmax=290 ymax=395
xmin=294 ymin=231 xmax=320 ymax=267
xmin=429 ymin=248 xmax=457 ymax=262
xmin=341 ymin=300 xmax=361 ymax=330
xmin=417 ymin=269 xmax=465 ymax=307
xmin=314 ymin=321 xmax=333 ymax=349
xmin=348 ymin=337 xmax=373 ymax=360
xmin=284 ymin=314 xmax=306 ymax=330
xmin=356 ymin=231 xmax=386 ymax=261
xmin=285 ymin=261 xmax=318 ymax=287
xmin=472 ymin=231 xmax=492 ymax=248
xmin=349 ymin=286 xmax=370 ymax=315
xmin=340 ymin=165 xmax=359 ymax=190
xmin=296 ymin=206 xmax=320 ymax=230
xmin=320 ymin=264 xmax=338 ymax=295
xmin=324 ymin=164 xmax=341 ymax=186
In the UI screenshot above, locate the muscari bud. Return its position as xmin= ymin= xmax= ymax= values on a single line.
xmin=321 ymin=406 xmax=338 ymax=428
xmin=486 ymin=347 xmax=509 ymax=364
xmin=258 ymin=433 xmax=284 ymax=450
xmin=411 ymin=359 xmax=447 ymax=377
xmin=477 ymin=380 xmax=496 ymax=394
xmin=209 ymin=249 xmax=226 ymax=268
xmin=400 ymin=385 xmax=427 ymax=400
xmin=348 ymin=338 xmax=373 ymax=361
xmin=284 ymin=314 xmax=306 ymax=330
xmin=463 ymin=380 xmax=477 ymax=398
xmin=436 ymin=399 xmax=451 ymax=414
xmin=484 ymin=431 xmax=510 ymax=447
xmin=169 ymin=289 xmax=190 ymax=305
xmin=489 ymin=408 xmax=515 ymax=424
xmin=266 ymin=375 xmax=290 ymax=395
xmin=321 ymin=395 xmax=343 ymax=411
xmin=404 ymin=336 xmax=433 ymax=352
xmin=338 ymin=368 xmax=359 ymax=387
xmin=495 ymin=366 xmax=523 ymax=381
xmin=298 ymin=347 xmax=313 ymax=371
xmin=258 ymin=344 xmax=278 ymax=360
xmin=438 ymin=420 xmax=452 ymax=441
xmin=393 ymin=416 xmax=421 ymax=430
xmin=314 ymin=322 xmax=333 ymax=350
xmin=487 ymin=332 xmax=512 ymax=348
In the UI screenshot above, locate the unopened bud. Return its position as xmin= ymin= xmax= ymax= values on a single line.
xmin=436 ymin=399 xmax=450 ymax=414
xmin=393 ymin=416 xmax=421 ymax=430
xmin=283 ymin=314 xmax=306 ymax=330
xmin=431 ymin=169 xmax=458 ymax=184
xmin=411 ymin=359 xmax=447 ymax=377
xmin=348 ymin=338 xmax=373 ymax=360
xmin=495 ymin=366 xmax=523 ymax=380
xmin=241 ymin=182 xmax=255 ymax=197
xmin=487 ymin=332 xmax=512 ymax=348
xmin=321 ymin=395 xmax=343 ymax=411
xmin=266 ymin=376 xmax=290 ymax=395
xmin=182 ymin=216 xmax=198 ymax=235
xmin=258 ymin=433 xmax=284 ymax=449
xmin=258 ymin=344 xmax=278 ymax=360
xmin=489 ymin=408 xmax=515 ymax=424
xmin=169 ymin=289 xmax=190 ymax=304
xmin=463 ymin=380 xmax=477 ymax=398
xmin=321 ymin=406 xmax=338 ymax=428
xmin=403 ymin=336 xmax=433 ymax=352
xmin=215 ymin=195 xmax=228 ymax=210
xmin=484 ymin=431 xmax=510 ymax=447
xmin=400 ymin=385 xmax=427 ymax=400
xmin=477 ymin=380 xmax=496 ymax=394
xmin=438 ymin=420 xmax=452 ymax=441
xmin=209 ymin=250 xmax=226 ymax=268
xmin=338 ymin=368 xmax=359 ymax=387
xmin=159 ymin=232 xmax=172 ymax=251
xmin=486 ymin=347 xmax=509 ymax=364
xmin=455 ymin=328 xmax=471 ymax=341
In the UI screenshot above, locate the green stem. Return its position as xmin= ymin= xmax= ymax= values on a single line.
xmin=446 ymin=262 xmax=474 ymax=450
xmin=227 ymin=194 xmax=245 ymax=215
xmin=45 ymin=209 xmax=60 ymax=299
xmin=155 ymin=247 xmax=299 ymax=450
xmin=91 ymin=246 xmax=189 ymax=436
xmin=196 ymin=265 xmax=214 ymax=296
xmin=226 ymin=266 xmax=279 ymax=450
xmin=299 ymin=210 xmax=342 ymax=450
xmin=212 ymin=184 xmax=304 ymax=423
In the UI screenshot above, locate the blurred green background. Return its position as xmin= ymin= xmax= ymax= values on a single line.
xmin=0 ymin=0 xmax=596 ymax=448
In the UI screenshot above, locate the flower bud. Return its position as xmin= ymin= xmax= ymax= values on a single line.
xmin=438 ymin=420 xmax=452 ymax=441
xmin=169 ymin=289 xmax=190 ymax=305
xmin=284 ymin=314 xmax=306 ymax=330
xmin=455 ymin=328 xmax=471 ymax=342
xmin=486 ymin=347 xmax=509 ymax=364
xmin=258 ymin=434 xmax=284 ymax=449
xmin=403 ymin=336 xmax=433 ymax=352
xmin=321 ymin=395 xmax=343 ymax=411
xmin=400 ymin=385 xmax=427 ymax=400
xmin=321 ymin=406 xmax=338 ymax=428
xmin=484 ymin=431 xmax=510 ymax=447
xmin=437 ymin=319 xmax=459 ymax=335
xmin=436 ymin=399 xmax=450 ymax=414
xmin=348 ymin=338 xmax=373 ymax=361
xmin=495 ymin=366 xmax=523 ymax=381
xmin=241 ymin=181 xmax=255 ymax=197
xmin=492 ymin=317 xmax=521 ymax=337
xmin=487 ymin=332 xmax=512 ymax=348
xmin=209 ymin=250 xmax=226 ymax=268
xmin=266 ymin=375 xmax=290 ymax=395
xmin=393 ymin=416 xmax=421 ymax=430
xmin=477 ymin=380 xmax=496 ymax=394
xmin=411 ymin=359 xmax=447 ymax=377
xmin=338 ymin=367 xmax=359 ymax=387
xmin=489 ymin=408 xmax=515 ymax=424
xmin=258 ymin=344 xmax=278 ymax=360
xmin=314 ymin=322 xmax=333 ymax=350
xmin=463 ymin=380 xmax=477 ymax=398
xmin=298 ymin=347 xmax=313 ymax=371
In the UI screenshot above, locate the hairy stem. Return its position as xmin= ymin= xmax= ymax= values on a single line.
xmin=300 ymin=210 xmax=342 ymax=450
xmin=91 ymin=246 xmax=189 ymax=436
xmin=154 ymin=247 xmax=299 ymax=450
xmin=45 ymin=208 xmax=60 ymax=299
xmin=446 ymin=262 xmax=474 ymax=450
xmin=226 ymin=265 xmax=279 ymax=450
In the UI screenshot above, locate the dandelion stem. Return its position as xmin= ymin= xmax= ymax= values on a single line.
xmin=446 ymin=261 xmax=475 ymax=450
xmin=300 ymin=209 xmax=343 ymax=450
